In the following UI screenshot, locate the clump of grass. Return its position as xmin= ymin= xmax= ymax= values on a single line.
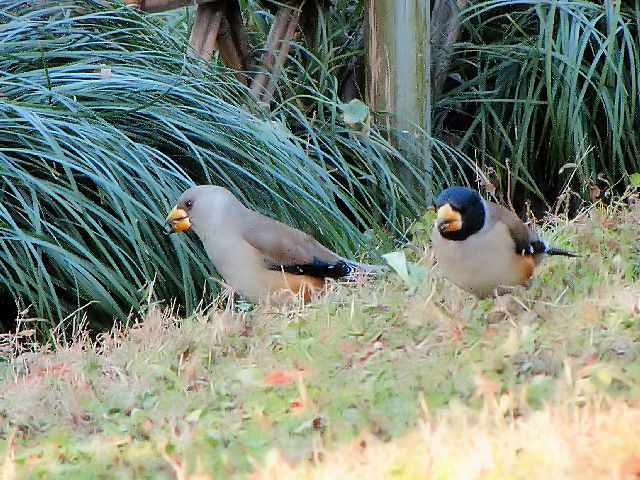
xmin=251 ymin=402 xmax=640 ymax=479
xmin=2 ymin=0 xmax=471 ymax=328
xmin=436 ymin=0 xmax=640 ymax=203
xmin=0 ymin=207 xmax=637 ymax=478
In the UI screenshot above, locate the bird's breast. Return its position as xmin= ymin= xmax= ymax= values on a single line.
xmin=431 ymin=222 xmax=530 ymax=296
xmin=198 ymin=232 xmax=265 ymax=299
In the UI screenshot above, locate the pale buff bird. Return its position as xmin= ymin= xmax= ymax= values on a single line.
xmin=166 ymin=185 xmax=384 ymax=301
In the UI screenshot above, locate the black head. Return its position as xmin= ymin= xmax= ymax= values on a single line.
xmin=434 ymin=186 xmax=486 ymax=241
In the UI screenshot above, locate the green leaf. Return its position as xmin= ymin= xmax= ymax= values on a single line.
xmin=382 ymin=251 xmax=426 ymax=291
xmin=629 ymin=173 xmax=640 ymax=188
xmin=382 ymin=251 xmax=410 ymax=282
xmin=341 ymin=99 xmax=370 ymax=125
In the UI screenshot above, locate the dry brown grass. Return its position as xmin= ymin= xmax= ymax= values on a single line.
xmin=251 ymin=402 xmax=640 ymax=480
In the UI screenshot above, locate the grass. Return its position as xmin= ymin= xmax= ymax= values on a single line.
xmin=1 ymin=0 xmax=450 ymax=326
xmin=435 ymin=0 xmax=640 ymax=203
xmin=0 ymin=202 xmax=638 ymax=479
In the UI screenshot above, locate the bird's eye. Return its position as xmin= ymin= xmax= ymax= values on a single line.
xmin=185 ymin=200 xmax=194 ymax=209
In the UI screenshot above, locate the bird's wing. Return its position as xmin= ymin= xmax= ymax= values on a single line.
xmin=487 ymin=202 xmax=542 ymax=255
xmin=487 ymin=202 xmax=578 ymax=258
xmin=239 ymin=211 xmax=348 ymax=278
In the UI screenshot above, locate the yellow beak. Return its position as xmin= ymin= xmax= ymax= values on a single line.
xmin=435 ymin=203 xmax=462 ymax=232
xmin=165 ymin=206 xmax=191 ymax=233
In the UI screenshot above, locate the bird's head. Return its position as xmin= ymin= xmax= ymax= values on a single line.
xmin=434 ymin=186 xmax=486 ymax=241
xmin=165 ymin=185 xmax=238 ymax=235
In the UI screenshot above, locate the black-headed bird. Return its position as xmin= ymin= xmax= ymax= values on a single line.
xmin=431 ymin=186 xmax=577 ymax=297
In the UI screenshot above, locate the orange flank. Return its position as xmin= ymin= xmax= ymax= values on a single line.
xmin=515 ymin=254 xmax=537 ymax=283
xmin=269 ymin=272 xmax=326 ymax=302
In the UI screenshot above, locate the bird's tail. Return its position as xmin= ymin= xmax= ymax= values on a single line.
xmin=545 ymin=247 xmax=579 ymax=257
xmin=344 ymin=260 xmax=388 ymax=278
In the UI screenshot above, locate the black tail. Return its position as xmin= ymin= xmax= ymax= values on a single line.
xmin=546 ymin=248 xmax=579 ymax=257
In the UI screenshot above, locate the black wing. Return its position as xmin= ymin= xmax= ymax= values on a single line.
xmin=266 ymin=258 xmax=353 ymax=279
xmin=530 ymin=239 xmax=578 ymax=257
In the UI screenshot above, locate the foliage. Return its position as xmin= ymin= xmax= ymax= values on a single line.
xmin=244 ymin=0 xmax=640 ymax=206
xmin=0 ymin=0 xmax=467 ymax=328
xmin=435 ymin=0 xmax=640 ymax=203
xmin=1 ymin=0 xmax=637 ymax=330
xmin=0 ymin=207 xmax=638 ymax=478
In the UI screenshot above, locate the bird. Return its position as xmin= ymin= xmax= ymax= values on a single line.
xmin=165 ymin=185 xmax=384 ymax=302
xmin=431 ymin=186 xmax=577 ymax=297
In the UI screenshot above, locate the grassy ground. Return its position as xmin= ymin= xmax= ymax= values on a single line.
xmin=0 ymin=203 xmax=639 ymax=479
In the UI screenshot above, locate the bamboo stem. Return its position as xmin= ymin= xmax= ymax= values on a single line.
xmin=188 ymin=4 xmax=224 ymax=61
xmin=366 ymin=0 xmax=432 ymax=197
xmin=250 ymin=5 xmax=301 ymax=106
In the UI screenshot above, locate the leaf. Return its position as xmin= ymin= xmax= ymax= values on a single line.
xmin=262 ymin=369 xmax=313 ymax=386
xmin=186 ymin=409 xmax=203 ymax=422
xmin=341 ymin=99 xmax=370 ymax=125
xmin=630 ymin=173 xmax=640 ymax=188
xmin=382 ymin=251 xmax=410 ymax=283
xmin=594 ymin=368 xmax=612 ymax=386
xmin=382 ymin=251 xmax=426 ymax=291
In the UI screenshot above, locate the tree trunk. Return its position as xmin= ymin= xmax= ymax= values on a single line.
xmin=366 ymin=0 xmax=432 ymax=201
xmin=431 ymin=0 xmax=467 ymax=96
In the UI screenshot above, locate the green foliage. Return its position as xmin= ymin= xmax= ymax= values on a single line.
xmin=0 ymin=0 xmax=454 ymax=328
xmin=341 ymin=99 xmax=370 ymax=126
xmin=434 ymin=0 xmax=640 ymax=201
xmin=1 ymin=0 xmax=636 ymax=329
xmin=242 ymin=0 xmax=475 ymax=198
xmin=382 ymin=250 xmax=426 ymax=292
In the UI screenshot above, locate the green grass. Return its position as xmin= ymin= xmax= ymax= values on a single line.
xmin=0 ymin=204 xmax=638 ymax=479
xmin=1 ymin=0 xmax=455 ymax=327
xmin=436 ymin=0 xmax=640 ymax=203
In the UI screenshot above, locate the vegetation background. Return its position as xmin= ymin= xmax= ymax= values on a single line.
xmin=0 ymin=199 xmax=638 ymax=478
xmin=1 ymin=0 xmax=638 ymax=327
